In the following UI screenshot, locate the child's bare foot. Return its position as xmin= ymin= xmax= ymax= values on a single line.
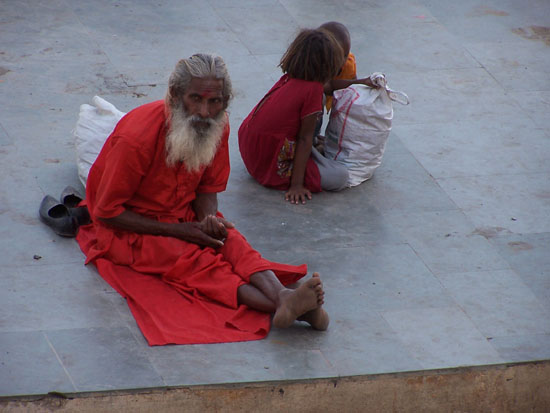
xmin=273 ymin=273 xmax=324 ymax=329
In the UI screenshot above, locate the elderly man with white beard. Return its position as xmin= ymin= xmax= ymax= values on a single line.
xmin=76 ymin=54 xmax=329 ymax=345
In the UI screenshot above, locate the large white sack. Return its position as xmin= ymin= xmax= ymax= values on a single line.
xmin=73 ymin=96 xmax=126 ymax=187
xmin=324 ymin=74 xmax=409 ymax=187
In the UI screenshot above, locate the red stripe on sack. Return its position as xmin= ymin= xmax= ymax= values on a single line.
xmin=333 ymin=88 xmax=360 ymax=160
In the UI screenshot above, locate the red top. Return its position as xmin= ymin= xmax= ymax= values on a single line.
xmin=238 ymin=74 xmax=323 ymax=192
xmin=87 ymin=100 xmax=230 ymax=225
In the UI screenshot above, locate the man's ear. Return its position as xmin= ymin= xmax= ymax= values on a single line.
xmin=165 ymin=89 xmax=174 ymax=107
xmin=167 ymin=87 xmax=181 ymax=105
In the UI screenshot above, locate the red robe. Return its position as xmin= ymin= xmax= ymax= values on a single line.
xmin=76 ymin=101 xmax=307 ymax=345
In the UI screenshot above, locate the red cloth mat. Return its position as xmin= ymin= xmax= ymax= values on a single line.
xmin=76 ymin=224 xmax=307 ymax=346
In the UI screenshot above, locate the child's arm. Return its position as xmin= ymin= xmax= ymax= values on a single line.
xmin=324 ymin=77 xmax=376 ymax=95
xmin=285 ymin=113 xmax=318 ymax=205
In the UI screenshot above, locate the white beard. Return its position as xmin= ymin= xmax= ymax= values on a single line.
xmin=165 ymin=105 xmax=226 ymax=172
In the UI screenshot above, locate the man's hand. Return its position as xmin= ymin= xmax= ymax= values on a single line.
xmin=199 ymin=215 xmax=234 ymax=241
xmin=285 ymin=185 xmax=312 ymax=205
xmin=171 ymin=221 xmax=226 ymax=248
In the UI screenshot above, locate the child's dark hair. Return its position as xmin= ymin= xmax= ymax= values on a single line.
xmin=279 ymin=28 xmax=345 ymax=84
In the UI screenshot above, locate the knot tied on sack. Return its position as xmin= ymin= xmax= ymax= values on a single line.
xmin=369 ymin=72 xmax=409 ymax=105
xmin=369 ymin=72 xmax=387 ymax=89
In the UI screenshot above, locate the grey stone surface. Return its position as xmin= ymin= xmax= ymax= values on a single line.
xmin=381 ymin=209 xmax=511 ymax=275
xmin=437 ymin=172 xmax=550 ymax=234
xmin=381 ymin=307 xmax=505 ymax=369
xmin=489 ymin=334 xmax=550 ymax=362
xmin=45 ymin=327 xmax=165 ymax=392
xmin=1 ymin=0 xmax=549 ymax=398
xmin=437 ymin=269 xmax=550 ymax=337
xmin=148 ymin=340 xmax=338 ymax=386
xmin=0 ymin=331 xmax=75 ymax=396
xmin=490 ymin=232 xmax=550 ymax=313
xmin=0 ymin=264 xmax=122 ymax=333
xmin=393 ymin=118 xmax=550 ymax=178
xmin=509 ymin=90 xmax=550 ymax=130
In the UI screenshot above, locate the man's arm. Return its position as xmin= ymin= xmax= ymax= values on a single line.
xmin=324 ymin=77 xmax=377 ymax=96
xmin=99 ymin=210 xmax=225 ymax=248
xmin=192 ymin=192 xmax=218 ymax=221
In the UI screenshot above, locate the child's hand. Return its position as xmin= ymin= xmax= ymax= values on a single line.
xmin=361 ymin=77 xmax=378 ymax=88
xmin=285 ymin=185 xmax=312 ymax=205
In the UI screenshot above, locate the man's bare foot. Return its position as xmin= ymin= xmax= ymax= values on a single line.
xmin=273 ymin=273 xmax=324 ymax=329
xmin=298 ymin=307 xmax=330 ymax=331
xmin=296 ymin=273 xmax=328 ymax=330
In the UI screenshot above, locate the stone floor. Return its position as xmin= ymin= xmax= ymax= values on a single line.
xmin=1 ymin=0 xmax=549 ymax=397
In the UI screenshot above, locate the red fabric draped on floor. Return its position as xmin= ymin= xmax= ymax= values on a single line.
xmin=77 ymin=224 xmax=306 ymax=345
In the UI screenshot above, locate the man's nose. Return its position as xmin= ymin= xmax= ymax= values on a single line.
xmin=198 ymin=101 xmax=210 ymax=118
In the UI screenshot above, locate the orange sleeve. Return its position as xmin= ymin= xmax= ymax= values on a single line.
xmin=336 ymin=52 xmax=357 ymax=80
xmin=326 ymin=52 xmax=357 ymax=112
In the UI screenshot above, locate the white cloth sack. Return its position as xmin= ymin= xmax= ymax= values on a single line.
xmin=324 ymin=73 xmax=409 ymax=187
xmin=73 ymin=96 xmax=126 ymax=186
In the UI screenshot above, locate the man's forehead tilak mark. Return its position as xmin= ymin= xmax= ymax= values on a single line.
xmin=199 ymin=91 xmax=221 ymax=98
xmin=188 ymin=78 xmax=224 ymax=99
